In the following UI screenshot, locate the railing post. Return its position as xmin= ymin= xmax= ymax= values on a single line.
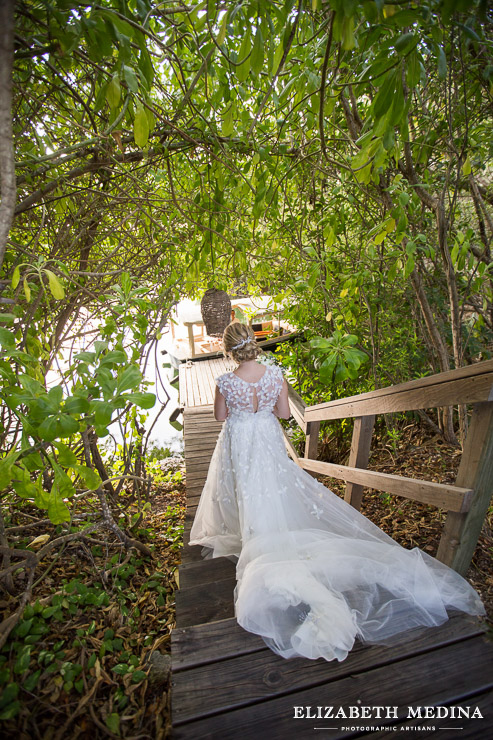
xmin=304 ymin=421 xmax=320 ymax=460
xmin=344 ymin=415 xmax=375 ymax=510
xmin=437 ymin=401 xmax=493 ymax=575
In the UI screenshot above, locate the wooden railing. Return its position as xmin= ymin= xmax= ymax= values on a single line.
xmin=284 ymin=359 xmax=493 ymax=576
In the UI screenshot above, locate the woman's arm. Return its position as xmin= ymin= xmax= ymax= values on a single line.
xmin=273 ymin=378 xmax=290 ymax=419
xmin=214 ymin=385 xmax=228 ymax=421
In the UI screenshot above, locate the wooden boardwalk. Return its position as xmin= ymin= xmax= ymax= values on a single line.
xmin=172 ymin=360 xmax=493 ymax=739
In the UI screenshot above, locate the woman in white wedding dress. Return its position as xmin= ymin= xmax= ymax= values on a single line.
xmin=189 ymin=322 xmax=485 ymax=662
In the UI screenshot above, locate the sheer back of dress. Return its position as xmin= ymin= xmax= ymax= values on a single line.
xmin=216 ymin=365 xmax=284 ymax=414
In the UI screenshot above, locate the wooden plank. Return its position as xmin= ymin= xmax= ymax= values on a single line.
xmin=196 ymin=361 xmax=213 ymax=405
xmin=172 ymin=616 xmax=484 ymax=724
xmin=186 ymin=472 xmax=213 ymax=485
xmin=282 ymin=428 xmax=302 ymax=464
xmin=203 ymin=359 xmax=219 ymax=401
xmin=172 ymin=633 xmax=493 ymax=738
xmin=194 ymin=362 xmax=206 ymax=404
xmin=174 ymin=577 xmax=236 ymax=627
xmin=186 ymin=323 xmax=196 ymax=358
xmin=304 ymin=420 xmax=320 ymax=459
xmin=306 ymin=359 xmax=493 ymax=419
xmin=179 ymin=544 xmax=205 ymax=566
xmin=306 ymin=373 xmax=493 ymax=421
xmin=179 ymin=557 xmax=236 ymax=590
xmin=288 ymin=383 xmax=306 ymax=431
xmin=172 ymin=617 xmax=266 ymax=672
xmin=184 ymin=441 xmax=217 ymax=451
xmin=178 ymin=364 xmax=186 ymax=406
xmin=344 ymin=415 xmax=375 ymax=510
xmin=184 ymin=450 xmax=216 ymax=463
xmin=437 ymin=401 xmax=493 ymax=574
xmin=184 ymin=422 xmax=222 ymax=432
xmin=190 ymin=365 xmax=202 ymax=406
xmin=183 ymin=404 xmax=215 ymax=416
xmin=299 ymin=458 xmax=473 ymax=512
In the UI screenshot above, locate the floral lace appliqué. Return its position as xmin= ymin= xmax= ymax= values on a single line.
xmin=216 ymin=365 xmax=284 ymax=415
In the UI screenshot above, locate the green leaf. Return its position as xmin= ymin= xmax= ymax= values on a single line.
xmin=319 ymin=354 xmax=337 ymax=384
xmin=14 ymin=646 xmax=31 ymax=675
xmin=373 ymin=70 xmax=396 ymax=119
xmin=217 ymin=11 xmax=228 ymax=44
xmin=134 ymin=102 xmax=149 ymax=148
xmin=35 ymin=483 xmax=51 ymax=510
xmin=99 ymin=350 xmax=127 ymax=366
xmin=462 ymin=154 xmax=471 ymax=176
xmin=43 ymin=269 xmax=65 ymax=300
xmin=0 ymin=452 xmax=21 ymax=488
xmin=47 ymin=385 xmax=63 ymax=411
xmin=105 ymin=712 xmax=120 ymax=736
xmin=394 ymin=32 xmax=416 ymax=53
xmin=92 ymin=400 xmax=114 ymax=426
xmin=23 ymin=277 xmax=31 ymax=303
xmin=12 ymin=465 xmax=37 ymax=499
xmin=341 ymin=15 xmax=356 ymax=50
xmin=116 ymin=365 xmax=142 ymax=394
xmin=222 ymin=105 xmax=234 ymax=137
xmin=123 ymin=65 xmax=139 ymax=93
xmin=131 ymin=670 xmax=147 ymax=683
xmin=0 ymin=701 xmax=21 ymax=720
xmin=112 ymin=663 xmax=129 ymax=675
xmin=74 ymin=465 xmax=102 ymax=491
xmin=406 ymin=50 xmax=422 ymax=88
xmin=251 ymin=29 xmax=264 ymax=76
xmin=334 ymin=360 xmax=349 ymax=384
xmin=64 ymin=395 xmax=90 ymax=414
xmin=123 ymin=392 xmax=156 ymax=409
xmin=0 ymin=328 xmax=15 ymax=349
xmin=37 ymin=416 xmax=59 ymax=442
xmin=74 ymin=351 xmax=96 ymax=363
xmin=23 ymin=669 xmax=41 ymax=692
xmin=0 ymin=682 xmax=19 ymax=710
xmin=58 ymin=414 xmax=80 ymax=437
xmin=12 ymin=265 xmax=20 ymax=289
xmin=236 ymin=29 xmax=251 ymax=83
xmin=47 ymin=487 xmax=71 ymax=525
xmin=106 ymin=75 xmax=121 ymax=108
xmin=53 ymin=463 xmax=76 ymax=497
xmin=404 ymin=255 xmax=415 ymax=278
xmin=437 ymin=46 xmax=447 ymax=79
xmin=54 ymin=442 xmax=78 ymax=467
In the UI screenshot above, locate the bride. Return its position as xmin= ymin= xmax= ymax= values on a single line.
xmin=189 ymin=322 xmax=484 ymax=662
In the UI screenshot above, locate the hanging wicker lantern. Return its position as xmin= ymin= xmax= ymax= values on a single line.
xmin=200 ymin=289 xmax=232 ymax=337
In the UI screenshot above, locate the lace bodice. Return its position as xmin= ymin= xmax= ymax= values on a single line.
xmin=216 ymin=364 xmax=284 ymax=414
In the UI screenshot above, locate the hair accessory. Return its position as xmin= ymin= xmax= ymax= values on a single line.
xmin=231 ymin=336 xmax=252 ymax=350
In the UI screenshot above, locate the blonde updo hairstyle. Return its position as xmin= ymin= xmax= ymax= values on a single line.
xmin=222 ymin=321 xmax=260 ymax=363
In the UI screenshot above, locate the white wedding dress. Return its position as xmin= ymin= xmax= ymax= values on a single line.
xmin=189 ymin=363 xmax=485 ymax=662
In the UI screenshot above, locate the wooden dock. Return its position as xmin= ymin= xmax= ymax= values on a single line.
xmin=171 ymin=359 xmax=493 ymax=739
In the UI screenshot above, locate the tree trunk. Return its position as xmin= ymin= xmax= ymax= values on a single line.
xmin=0 ymin=0 xmax=16 ymax=271
xmin=436 ymin=198 xmax=467 ymax=444
xmin=410 ymin=267 xmax=457 ymax=444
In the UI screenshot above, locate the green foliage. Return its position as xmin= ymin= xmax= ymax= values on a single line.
xmin=0 ymin=0 xmax=491 ymax=577
xmin=0 ymin=282 xmax=156 ymax=523
xmin=309 ymin=332 xmax=369 ymax=385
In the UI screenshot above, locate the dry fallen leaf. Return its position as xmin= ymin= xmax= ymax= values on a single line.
xmin=28 ymin=533 xmax=51 ymax=548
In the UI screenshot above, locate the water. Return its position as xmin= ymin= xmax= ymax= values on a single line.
xmin=48 ymin=323 xmax=184 ymax=457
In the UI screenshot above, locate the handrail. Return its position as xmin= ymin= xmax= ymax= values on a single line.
xmin=305 ymin=358 xmax=493 ymax=421
xmin=285 ymin=359 xmax=493 ymax=577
